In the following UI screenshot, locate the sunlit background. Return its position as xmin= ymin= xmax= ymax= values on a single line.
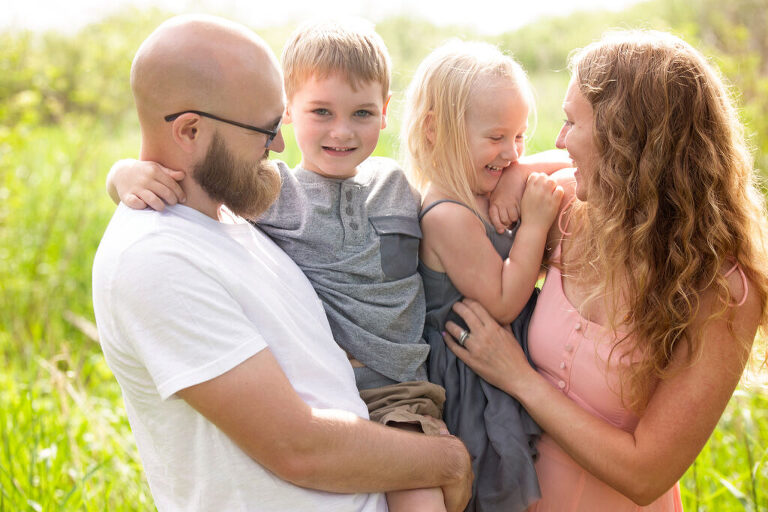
xmin=3 ymin=0 xmax=642 ymax=34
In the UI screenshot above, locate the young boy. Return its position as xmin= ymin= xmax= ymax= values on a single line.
xmin=108 ymin=19 xmax=448 ymax=511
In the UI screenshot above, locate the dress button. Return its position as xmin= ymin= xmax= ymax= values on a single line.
xmin=574 ymin=323 xmax=582 ymax=331
xmin=346 ymin=190 xmax=353 ymax=201
xmin=350 ymin=222 xmax=359 ymax=230
xmin=565 ymin=344 xmax=573 ymax=352
xmin=558 ymin=380 xmax=566 ymax=389
xmin=345 ymin=206 xmax=353 ymax=216
xmin=559 ymin=361 xmax=566 ymax=369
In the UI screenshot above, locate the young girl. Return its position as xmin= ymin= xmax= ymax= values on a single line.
xmin=401 ymin=40 xmax=566 ymax=511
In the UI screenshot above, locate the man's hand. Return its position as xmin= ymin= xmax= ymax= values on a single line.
xmin=177 ymin=348 xmax=475 ymax=501
xmin=439 ymin=438 xmax=473 ymax=512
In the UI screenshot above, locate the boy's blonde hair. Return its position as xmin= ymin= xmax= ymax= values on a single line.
xmin=282 ymin=18 xmax=391 ymax=101
xmin=402 ymin=40 xmax=533 ymax=216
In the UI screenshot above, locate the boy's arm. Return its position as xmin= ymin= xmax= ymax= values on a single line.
xmin=178 ymin=349 xmax=473 ymax=512
xmin=106 ymin=159 xmax=186 ymax=210
xmin=489 ymin=149 xmax=572 ymax=233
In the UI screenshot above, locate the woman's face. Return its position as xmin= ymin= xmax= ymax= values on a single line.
xmin=556 ymin=78 xmax=598 ymax=202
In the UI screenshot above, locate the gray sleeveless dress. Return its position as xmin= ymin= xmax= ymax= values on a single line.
xmin=419 ymin=199 xmax=541 ymax=512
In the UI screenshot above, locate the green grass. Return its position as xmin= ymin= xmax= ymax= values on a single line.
xmin=1 ymin=87 xmax=767 ymax=511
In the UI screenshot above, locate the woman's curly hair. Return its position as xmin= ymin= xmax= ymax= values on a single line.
xmin=564 ymin=30 xmax=768 ymax=411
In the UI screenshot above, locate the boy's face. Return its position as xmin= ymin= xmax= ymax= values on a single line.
xmin=285 ymin=73 xmax=389 ymax=179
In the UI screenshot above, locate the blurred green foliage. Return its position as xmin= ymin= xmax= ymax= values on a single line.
xmin=1 ymin=1 xmax=767 ymax=509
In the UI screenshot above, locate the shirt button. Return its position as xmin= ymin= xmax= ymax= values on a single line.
xmin=346 ymin=191 xmax=353 ymax=201
xmin=574 ymin=323 xmax=582 ymax=331
xmin=350 ymin=222 xmax=359 ymax=230
xmin=345 ymin=206 xmax=353 ymax=215
xmin=558 ymin=380 xmax=566 ymax=389
xmin=560 ymin=361 xmax=566 ymax=369
xmin=565 ymin=344 xmax=573 ymax=352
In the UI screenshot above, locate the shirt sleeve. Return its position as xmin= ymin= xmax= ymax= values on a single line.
xmin=110 ymin=235 xmax=268 ymax=400
xmin=254 ymin=161 xmax=302 ymax=230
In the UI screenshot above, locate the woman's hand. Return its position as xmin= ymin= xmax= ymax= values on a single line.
xmin=443 ymin=298 xmax=536 ymax=396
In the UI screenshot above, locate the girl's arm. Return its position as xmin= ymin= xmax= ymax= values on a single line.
xmin=489 ymin=150 xmax=572 ymax=233
xmin=106 ymin=159 xmax=186 ymax=210
xmin=420 ymin=174 xmax=563 ymax=325
xmin=444 ymin=271 xmax=759 ymax=505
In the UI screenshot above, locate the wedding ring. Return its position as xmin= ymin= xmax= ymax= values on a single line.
xmin=458 ymin=329 xmax=470 ymax=346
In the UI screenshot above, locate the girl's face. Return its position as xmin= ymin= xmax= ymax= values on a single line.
xmin=556 ymin=78 xmax=598 ymax=202
xmin=465 ymin=77 xmax=529 ymax=196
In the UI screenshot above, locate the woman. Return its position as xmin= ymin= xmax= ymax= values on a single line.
xmin=444 ymin=30 xmax=768 ymax=510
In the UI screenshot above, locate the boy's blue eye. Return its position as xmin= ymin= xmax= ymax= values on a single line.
xmin=313 ymin=108 xmax=331 ymax=116
xmin=354 ymin=110 xmax=374 ymax=118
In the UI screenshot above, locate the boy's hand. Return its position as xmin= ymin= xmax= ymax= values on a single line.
xmin=489 ymin=168 xmax=527 ymax=234
xmin=519 ymin=173 xmax=563 ymax=230
xmin=108 ymin=159 xmax=186 ymax=211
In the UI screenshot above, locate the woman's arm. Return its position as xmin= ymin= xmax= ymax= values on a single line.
xmin=444 ymin=274 xmax=759 ymax=505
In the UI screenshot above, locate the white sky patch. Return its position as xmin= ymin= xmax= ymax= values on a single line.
xmin=3 ymin=0 xmax=642 ymax=34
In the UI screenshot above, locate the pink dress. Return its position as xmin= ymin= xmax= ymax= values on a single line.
xmin=525 ymin=240 xmax=684 ymax=512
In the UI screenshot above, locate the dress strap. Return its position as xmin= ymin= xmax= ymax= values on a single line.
xmin=558 ymin=197 xmax=577 ymax=236
xmin=724 ymin=262 xmax=749 ymax=306
xmin=419 ymin=199 xmax=483 ymax=222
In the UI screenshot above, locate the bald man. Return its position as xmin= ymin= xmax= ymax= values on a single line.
xmin=92 ymin=15 xmax=471 ymax=512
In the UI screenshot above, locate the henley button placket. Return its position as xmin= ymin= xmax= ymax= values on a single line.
xmin=341 ymin=183 xmax=364 ymax=244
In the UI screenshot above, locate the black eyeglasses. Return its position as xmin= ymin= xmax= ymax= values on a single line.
xmin=164 ymin=110 xmax=282 ymax=148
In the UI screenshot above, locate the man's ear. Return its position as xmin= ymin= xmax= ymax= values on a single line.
xmin=380 ymin=93 xmax=392 ymax=130
xmin=170 ymin=113 xmax=204 ymax=154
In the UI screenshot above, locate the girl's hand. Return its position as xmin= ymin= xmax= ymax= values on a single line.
xmin=443 ymin=299 xmax=535 ymax=396
xmin=489 ymin=169 xmax=526 ymax=234
xmin=108 ymin=159 xmax=186 ymax=211
xmin=519 ymin=173 xmax=563 ymax=230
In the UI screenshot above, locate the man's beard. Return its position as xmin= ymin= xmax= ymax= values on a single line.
xmin=193 ymin=133 xmax=281 ymax=219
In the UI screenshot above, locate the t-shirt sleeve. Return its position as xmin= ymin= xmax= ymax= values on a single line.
xmin=110 ymin=236 xmax=267 ymax=400
xmin=254 ymin=161 xmax=302 ymax=230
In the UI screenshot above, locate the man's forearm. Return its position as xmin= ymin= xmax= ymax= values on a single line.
xmin=285 ymin=408 xmax=469 ymax=493
xmin=178 ymin=349 xmax=472 ymax=507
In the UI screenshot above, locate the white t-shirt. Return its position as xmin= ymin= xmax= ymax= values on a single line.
xmin=92 ymin=203 xmax=387 ymax=512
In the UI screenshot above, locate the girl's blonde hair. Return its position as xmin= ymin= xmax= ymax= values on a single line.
xmin=401 ymin=40 xmax=533 ymax=215
xmin=565 ymin=30 xmax=768 ymax=411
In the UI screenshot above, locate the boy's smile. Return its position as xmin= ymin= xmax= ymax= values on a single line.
xmin=285 ymin=73 xmax=388 ymax=179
